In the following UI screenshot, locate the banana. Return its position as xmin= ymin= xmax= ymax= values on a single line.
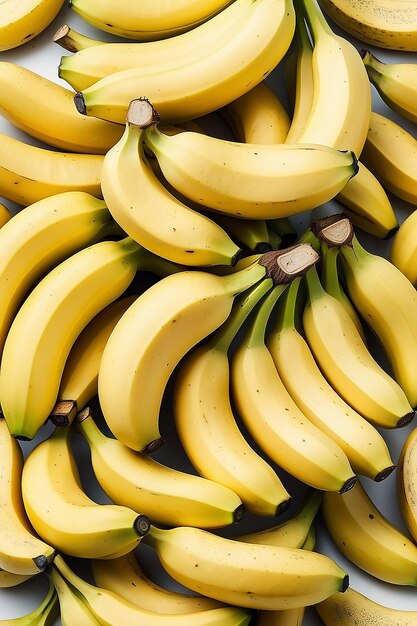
xmin=0 ymin=131 xmax=103 ymax=206
xmin=174 ymin=280 xmax=291 ymax=517
xmin=317 ymin=586 xmax=417 ymax=626
xmin=48 ymin=567 xmax=101 ymax=626
xmin=398 ymin=428 xmax=417 ymax=543
xmin=323 ymin=479 xmax=417 ymax=585
xmin=142 ymin=108 xmax=358 ymax=219
xmin=74 ymin=0 xmax=296 ymax=124
xmin=0 ymin=63 xmax=123 ymax=154
xmin=0 ymin=569 xmax=32 ymax=588
xmin=340 ymin=235 xmax=417 ymax=409
xmin=22 ymin=427 xmax=150 ymax=559
xmin=54 ymin=555 xmax=252 ymax=626
xmin=69 ymin=0 xmax=233 ymax=40
xmin=211 ymin=215 xmax=271 ymax=254
xmin=98 ymin=249 xmax=285 ymax=452
xmin=318 ymin=0 xmax=417 ymax=51
xmin=220 ymin=82 xmax=291 ymax=144
xmin=0 ymin=237 xmax=143 ymax=440
xmin=255 ymin=607 xmax=305 ymax=626
xmin=268 ymin=277 xmax=395 ymax=480
xmin=101 ymin=100 xmax=241 ymax=267
xmin=302 ymin=264 xmax=414 ymax=428
xmin=0 ymin=191 xmax=113 ymax=361
xmin=0 ymin=419 xmax=55 ymax=575
xmin=76 ymin=407 xmax=244 ymax=528
xmin=0 ymin=203 xmax=11 ymax=227
xmin=0 ymin=0 xmax=64 ymax=51
xmin=389 ymin=211 xmax=417 ymax=286
xmin=145 ymin=524 xmax=349 ymax=610
xmin=361 ymin=111 xmax=417 ymax=205
xmin=92 ymin=552 xmax=223 ymax=614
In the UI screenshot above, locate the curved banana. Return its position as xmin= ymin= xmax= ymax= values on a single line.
xmin=77 ymin=407 xmax=244 ymax=528
xmin=398 ymin=428 xmax=417 ymax=543
xmin=0 ymin=569 xmax=32 ymax=588
xmin=0 ymin=63 xmax=123 ymax=154
xmin=54 ymin=555 xmax=252 ymax=626
xmin=49 ymin=567 xmax=101 ymax=626
xmin=317 ymin=586 xmax=417 ymax=626
xmin=0 ymin=237 xmax=143 ymax=440
xmin=323 ymin=479 xmax=417 ymax=585
xmin=0 ymin=419 xmax=55 ymax=576
xmin=220 ymin=82 xmax=291 ymax=144
xmin=174 ymin=280 xmax=291 ymax=517
xmin=98 ymin=251 xmax=282 ymax=452
xmin=0 ymin=0 xmax=64 ymax=51
xmin=341 ymin=235 xmax=417 ymax=409
xmin=91 ymin=552 xmax=223 ymax=614
xmin=318 ymin=0 xmax=417 ymax=51
xmin=302 ymin=264 xmax=414 ymax=428
xmin=0 ymin=192 xmax=113 ymax=361
xmin=101 ymin=100 xmax=241 ymax=267
xmin=0 ymin=203 xmax=11 ymax=228
xmin=21 ymin=427 xmax=150 ymax=559
xmin=389 ymin=211 xmax=417 ymax=285
xmin=74 ymin=0 xmax=295 ymax=124
xmin=0 ymin=131 xmax=102 ymax=206
xmin=145 ymin=524 xmax=349 ymax=610
xmin=69 ymin=0 xmax=233 ymax=40
xmin=361 ymin=111 xmax=417 ymax=205
xmin=268 ymin=277 xmax=395 ymax=480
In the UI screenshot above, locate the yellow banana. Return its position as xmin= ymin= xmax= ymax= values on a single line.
xmin=0 ymin=419 xmax=55 ymax=575
xmin=0 ymin=63 xmax=123 ymax=154
xmin=74 ymin=0 xmax=295 ymax=124
xmin=98 ymin=250 xmax=284 ymax=452
xmin=0 ymin=569 xmax=32 ymax=588
xmin=48 ymin=567 xmax=101 ymax=626
xmin=0 ymin=237 xmax=143 ymax=440
xmin=317 ymin=586 xmax=417 ymax=625
xmin=0 ymin=0 xmax=64 ymax=51
xmin=0 ymin=192 xmax=113 ymax=361
xmin=54 ymin=555 xmax=252 ymax=626
xmin=389 ymin=211 xmax=417 ymax=285
xmin=145 ymin=524 xmax=349 ymax=610
xmin=69 ymin=0 xmax=233 ymax=40
xmin=398 ymin=428 xmax=417 ymax=543
xmin=0 ymin=202 xmax=12 ymax=227
xmin=91 ymin=552 xmax=223 ymax=614
xmin=268 ymin=277 xmax=395 ymax=480
xmin=173 ymin=281 xmax=291 ymax=517
xmin=101 ymin=100 xmax=241 ymax=267
xmin=341 ymin=235 xmax=417 ymax=409
xmin=0 ymin=131 xmax=102 ymax=206
xmin=361 ymin=111 xmax=417 ymax=205
xmin=323 ymin=479 xmax=417 ymax=585
xmin=21 ymin=427 xmax=150 ymax=559
xmin=302 ymin=264 xmax=414 ymax=428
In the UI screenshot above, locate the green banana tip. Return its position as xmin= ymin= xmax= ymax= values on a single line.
xmin=127 ymin=98 xmax=160 ymax=129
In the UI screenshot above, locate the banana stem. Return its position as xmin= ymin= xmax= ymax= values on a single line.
xmin=320 ymin=243 xmax=344 ymax=300
xmin=294 ymin=490 xmax=323 ymax=533
xmin=268 ymin=218 xmax=297 ymax=247
xmin=245 ymin=285 xmax=288 ymax=347
xmin=340 ymin=235 xmax=368 ymax=266
xmin=267 ymin=228 xmax=282 ymax=250
xmin=76 ymin=407 xmax=107 ymax=446
xmin=53 ymin=25 xmax=104 ymax=52
xmin=360 ymin=49 xmax=385 ymax=86
xmin=305 ymin=264 xmax=326 ymax=302
xmin=53 ymin=556 xmax=90 ymax=596
xmin=299 ymin=0 xmax=331 ymax=41
xmin=297 ymin=228 xmax=320 ymax=251
xmin=272 ymin=276 xmax=302 ymax=332
xmin=219 ymin=259 xmax=267 ymax=296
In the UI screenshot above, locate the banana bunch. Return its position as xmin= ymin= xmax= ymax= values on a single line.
xmin=0 ymin=0 xmax=63 ymax=51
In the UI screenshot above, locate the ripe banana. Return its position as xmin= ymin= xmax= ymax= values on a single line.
xmin=398 ymin=428 xmax=417 ymax=543
xmin=0 ymin=131 xmax=103 ymax=206
xmin=74 ymin=0 xmax=296 ymax=124
xmin=174 ymin=280 xmax=291 ymax=517
xmin=0 ymin=237 xmax=143 ymax=440
xmin=341 ymin=235 xmax=417 ymax=409
xmin=0 ymin=63 xmax=123 ymax=154
xmin=0 ymin=419 xmax=55 ymax=576
xmin=302 ymin=264 xmax=414 ymax=428
xmin=0 ymin=0 xmax=64 ymax=51
xmin=389 ymin=211 xmax=417 ymax=285
xmin=268 ymin=277 xmax=395 ymax=480
xmin=0 ymin=203 xmax=11 ymax=228
xmin=48 ymin=567 xmax=101 ymax=626
xmin=323 ymin=479 xmax=417 ymax=585
xmin=318 ymin=0 xmax=417 ymax=50
xmin=54 ymin=555 xmax=252 ymax=626
xmin=220 ymin=82 xmax=291 ymax=144
xmin=0 ymin=569 xmax=32 ymax=588
xmin=317 ymin=586 xmax=417 ymax=626
xmin=142 ymin=110 xmax=358 ymax=219
xmin=0 ymin=191 xmax=113 ymax=361
xmin=101 ymin=100 xmax=241 ymax=267
xmin=21 ymin=427 xmax=150 ymax=559
xmin=92 ymin=552 xmax=223 ymax=614
xmin=69 ymin=0 xmax=233 ymax=40
xmin=145 ymin=524 xmax=349 ymax=610
xmin=361 ymin=111 xmax=417 ymax=205
xmin=98 ymin=250 xmax=284 ymax=452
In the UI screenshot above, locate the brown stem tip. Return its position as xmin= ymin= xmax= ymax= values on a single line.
xmin=127 ymin=98 xmax=160 ymax=129
xmin=50 ymin=400 xmax=77 ymax=427
xmin=74 ymin=92 xmax=86 ymax=115
xmin=259 ymin=243 xmax=319 ymax=284
xmin=76 ymin=406 xmax=92 ymax=423
xmin=134 ymin=515 xmax=151 ymax=537
xmin=311 ymin=213 xmax=354 ymax=248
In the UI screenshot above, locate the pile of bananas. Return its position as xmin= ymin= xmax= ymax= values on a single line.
xmin=2 ymin=0 xmax=417 ymax=624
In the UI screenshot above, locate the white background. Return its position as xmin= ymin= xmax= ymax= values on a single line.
xmin=1 ymin=1 xmax=417 ymax=624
